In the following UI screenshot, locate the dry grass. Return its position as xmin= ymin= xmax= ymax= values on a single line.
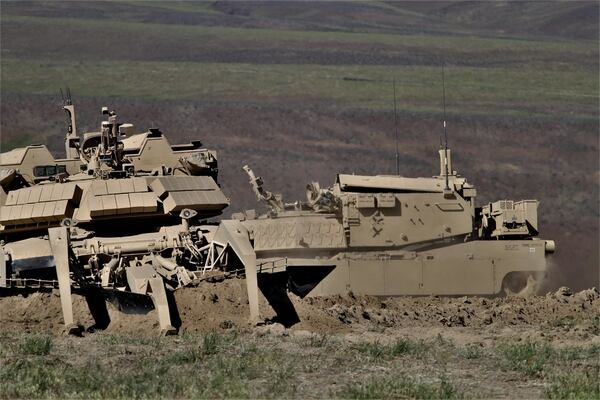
xmin=0 ymin=330 xmax=598 ymax=399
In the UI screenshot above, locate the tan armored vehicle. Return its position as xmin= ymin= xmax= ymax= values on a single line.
xmin=231 ymin=148 xmax=556 ymax=324
xmin=0 ymin=96 xmax=242 ymax=334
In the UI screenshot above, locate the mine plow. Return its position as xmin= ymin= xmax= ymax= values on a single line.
xmin=1 ymin=219 xmax=258 ymax=335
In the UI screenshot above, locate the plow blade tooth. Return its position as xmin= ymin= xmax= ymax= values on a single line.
xmin=48 ymin=226 xmax=82 ymax=336
xmin=148 ymin=277 xmax=177 ymax=335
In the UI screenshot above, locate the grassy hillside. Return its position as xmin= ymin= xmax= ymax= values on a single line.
xmin=0 ymin=1 xmax=598 ymax=290
xmin=2 ymin=59 xmax=595 ymax=117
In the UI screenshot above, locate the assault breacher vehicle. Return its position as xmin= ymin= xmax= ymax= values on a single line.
xmin=0 ymin=97 xmax=247 ymax=334
xmin=233 ymin=148 xmax=556 ymax=324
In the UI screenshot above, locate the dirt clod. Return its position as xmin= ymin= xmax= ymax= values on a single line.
xmin=557 ymin=286 xmax=573 ymax=296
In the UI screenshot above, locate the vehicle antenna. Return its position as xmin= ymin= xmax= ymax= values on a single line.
xmin=393 ymin=77 xmax=400 ymax=175
xmin=441 ymin=63 xmax=450 ymax=191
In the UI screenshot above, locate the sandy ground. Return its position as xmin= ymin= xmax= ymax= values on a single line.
xmin=1 ymin=278 xmax=598 ymax=345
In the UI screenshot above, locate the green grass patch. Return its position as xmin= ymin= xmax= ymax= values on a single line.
xmin=592 ymin=317 xmax=600 ymax=336
xmin=1 ymin=58 xmax=596 ymax=119
xmin=94 ymin=332 xmax=156 ymax=345
xmin=300 ymin=333 xmax=334 ymax=348
xmin=558 ymin=344 xmax=600 ymax=362
xmin=0 ymin=332 xmax=297 ymax=399
xmin=546 ymin=367 xmax=600 ymax=399
xmin=499 ymin=341 xmax=554 ymax=377
xmin=1 ymin=331 xmax=598 ymax=399
xmin=19 ymin=334 xmax=53 ymax=356
xmin=120 ymin=0 xmax=221 ymax=15
xmin=550 ymin=316 xmax=578 ymax=329
xmin=337 ymin=375 xmax=461 ymax=399
xmin=2 ymin=9 xmax=597 ymax=121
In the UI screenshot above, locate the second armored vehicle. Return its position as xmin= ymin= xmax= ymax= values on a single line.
xmin=232 ymin=148 xmax=556 ymax=323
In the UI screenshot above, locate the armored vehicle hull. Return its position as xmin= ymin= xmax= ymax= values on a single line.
xmin=244 ymin=215 xmax=550 ymax=298
xmin=231 ymin=150 xmax=555 ymax=324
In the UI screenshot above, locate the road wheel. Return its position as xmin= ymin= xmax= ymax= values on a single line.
xmin=501 ymin=271 xmax=538 ymax=296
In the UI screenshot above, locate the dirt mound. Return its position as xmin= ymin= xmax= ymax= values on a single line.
xmin=296 ymin=286 xmax=600 ymax=329
xmin=0 ymin=290 xmax=94 ymax=334
xmin=1 ymin=280 xmax=598 ymax=338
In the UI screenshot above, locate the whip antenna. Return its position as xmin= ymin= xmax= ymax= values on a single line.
xmin=393 ymin=78 xmax=400 ymax=175
xmin=441 ymin=63 xmax=450 ymax=191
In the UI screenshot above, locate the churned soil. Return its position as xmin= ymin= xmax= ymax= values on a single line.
xmin=0 ymin=279 xmax=598 ymax=344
